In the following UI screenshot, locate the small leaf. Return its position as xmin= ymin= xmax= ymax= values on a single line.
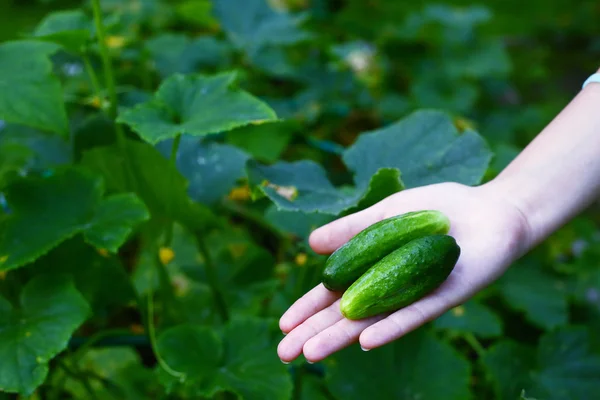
xmin=434 ymin=300 xmax=503 ymax=338
xmin=0 ymin=274 xmax=90 ymax=395
xmin=343 ymin=109 xmax=492 ymax=188
xmin=57 ymin=347 xmax=157 ymax=400
xmin=0 ymin=41 xmax=68 ymax=135
xmin=33 ymin=9 xmax=92 ymax=52
xmin=117 ymin=72 xmax=277 ymax=144
xmin=157 ymin=325 xmax=222 ymax=380
xmin=213 ymin=0 xmax=311 ymax=55
xmin=84 ymin=193 xmax=150 ymax=253
xmin=326 ymin=328 xmax=471 ymax=400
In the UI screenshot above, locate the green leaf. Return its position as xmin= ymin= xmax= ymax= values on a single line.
xmin=248 ymin=159 xmax=403 ymax=215
xmin=57 ymin=347 xmax=157 ymax=400
xmin=483 ymin=328 xmax=600 ymax=400
xmin=0 ymin=41 xmax=68 ymax=135
xmin=248 ymin=109 xmax=490 ymax=214
xmin=157 ymin=137 xmax=249 ymax=205
xmin=84 ymin=193 xmax=150 ymax=253
xmin=533 ymin=328 xmax=600 ymax=399
xmin=81 ymin=139 xmax=217 ymax=230
xmin=326 ymin=328 xmax=471 ymax=400
xmin=264 ymin=205 xmax=333 ymax=239
xmin=433 ymin=300 xmax=503 ymax=338
xmin=33 ymin=237 xmax=135 ymax=312
xmin=157 ymin=325 xmax=222 ymax=381
xmin=33 ymin=9 xmax=92 ymax=52
xmin=117 ymin=72 xmax=277 ymax=144
xmin=213 ymin=0 xmax=310 ymax=55
xmin=342 ymin=109 xmax=492 ymax=188
xmin=0 ymin=274 xmax=90 ymax=395
xmin=0 ymin=168 xmax=149 ymax=271
xmin=158 ymin=317 xmax=293 ymax=400
xmin=497 ymin=263 xmax=568 ymax=330
xmin=0 ymin=168 xmax=102 ymax=271
xmin=482 ymin=340 xmax=536 ymax=400
xmin=225 ymin=121 xmax=294 ymax=163
xmin=146 ymin=33 xmax=232 ymax=78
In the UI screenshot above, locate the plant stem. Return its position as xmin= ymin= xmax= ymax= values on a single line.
xmin=195 ymin=231 xmax=230 ymax=322
xmin=82 ymin=53 xmax=103 ymax=101
xmin=90 ymin=0 xmax=133 ymax=175
xmin=463 ymin=332 xmax=485 ymax=358
xmin=163 ymin=134 xmax=182 ymax=247
xmin=147 ymin=289 xmax=186 ymax=380
xmin=57 ymin=360 xmax=100 ymax=400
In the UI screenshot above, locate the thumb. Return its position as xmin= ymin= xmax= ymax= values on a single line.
xmin=308 ymin=205 xmax=385 ymax=254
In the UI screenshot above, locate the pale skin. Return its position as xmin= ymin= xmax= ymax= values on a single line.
xmin=277 ymin=72 xmax=600 ymax=364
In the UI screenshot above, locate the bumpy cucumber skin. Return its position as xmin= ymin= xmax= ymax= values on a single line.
xmin=321 ymin=210 xmax=451 ymax=291
xmin=339 ymin=235 xmax=460 ymax=320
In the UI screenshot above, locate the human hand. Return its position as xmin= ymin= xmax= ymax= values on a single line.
xmin=277 ymin=182 xmax=531 ymax=363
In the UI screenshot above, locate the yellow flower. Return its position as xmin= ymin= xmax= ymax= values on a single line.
xmin=451 ymin=305 xmax=465 ymax=317
xmin=105 ymin=35 xmax=127 ymax=49
xmin=159 ymin=247 xmax=175 ymax=265
xmin=228 ymin=185 xmax=251 ymax=201
xmin=295 ymin=253 xmax=307 ymax=266
xmin=97 ymin=248 xmax=110 ymax=257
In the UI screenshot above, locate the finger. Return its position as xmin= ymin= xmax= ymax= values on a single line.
xmin=279 ymin=284 xmax=340 ymax=334
xmin=278 ymin=300 xmax=344 ymax=363
xmin=309 ymin=205 xmax=384 ymax=254
xmin=302 ymin=314 xmax=385 ymax=363
xmin=359 ymin=285 xmax=461 ymax=350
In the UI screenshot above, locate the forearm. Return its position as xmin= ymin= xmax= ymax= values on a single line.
xmin=486 ymin=77 xmax=600 ymax=250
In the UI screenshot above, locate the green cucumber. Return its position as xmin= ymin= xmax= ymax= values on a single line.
xmin=321 ymin=210 xmax=451 ymax=291
xmin=339 ymin=235 xmax=460 ymax=320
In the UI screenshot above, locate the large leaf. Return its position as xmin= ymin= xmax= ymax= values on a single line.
xmin=326 ymin=328 xmax=471 ymax=400
xmin=117 ymin=72 xmax=277 ymax=144
xmin=0 ymin=275 xmax=90 ymax=395
xmin=156 ymin=136 xmax=249 ymax=205
xmin=483 ymin=328 xmax=600 ymax=400
xmin=146 ymin=33 xmax=232 ymax=78
xmin=433 ymin=299 xmax=503 ymax=338
xmin=32 ymin=237 xmax=135 ymax=313
xmin=497 ymin=263 xmax=568 ymax=330
xmin=213 ymin=0 xmax=310 ymax=55
xmin=342 ymin=109 xmax=492 ymax=188
xmin=81 ymin=139 xmax=217 ymax=230
xmin=33 ymin=9 xmax=92 ymax=53
xmin=248 ymin=109 xmax=490 ymax=215
xmin=0 ymin=168 xmax=149 ymax=271
xmin=0 ymin=41 xmax=68 ymax=135
xmin=225 ymin=121 xmax=294 ymax=163
xmin=157 ymin=317 xmax=293 ymax=400
xmin=248 ymin=159 xmax=403 ymax=215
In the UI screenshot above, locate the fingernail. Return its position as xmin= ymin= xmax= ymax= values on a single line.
xmin=306 ymin=360 xmax=314 ymax=364
xmin=281 ymin=360 xmax=290 ymax=364
xmin=361 ymin=346 xmax=370 ymax=352
xmin=281 ymin=331 xmax=287 ymax=336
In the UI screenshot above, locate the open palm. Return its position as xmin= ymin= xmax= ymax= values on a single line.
xmin=277 ymin=182 xmax=531 ymax=363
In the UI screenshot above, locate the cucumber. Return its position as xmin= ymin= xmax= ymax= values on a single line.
xmin=339 ymin=235 xmax=460 ymax=320
xmin=321 ymin=210 xmax=450 ymax=291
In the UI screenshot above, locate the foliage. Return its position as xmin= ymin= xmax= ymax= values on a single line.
xmin=0 ymin=0 xmax=599 ymax=398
